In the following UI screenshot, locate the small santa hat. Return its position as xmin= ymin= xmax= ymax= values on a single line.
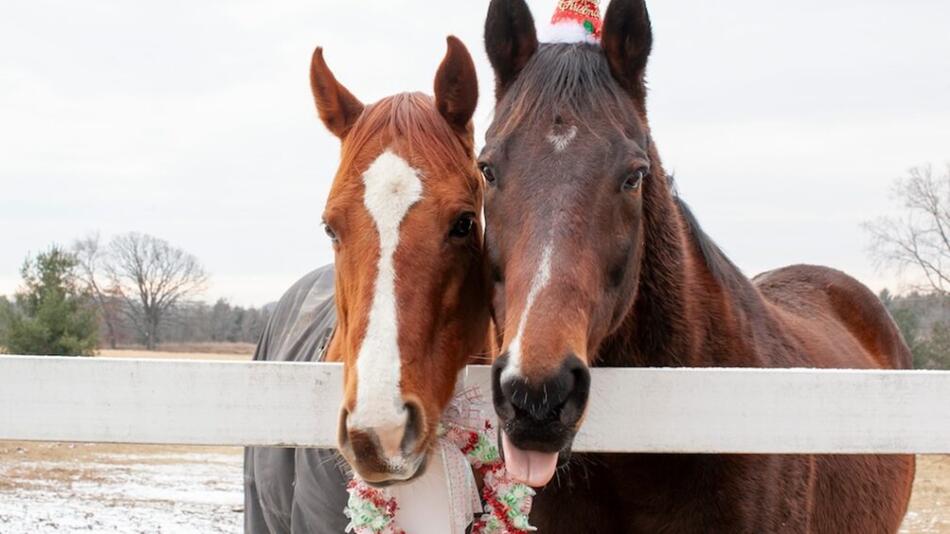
xmin=543 ymin=0 xmax=603 ymax=44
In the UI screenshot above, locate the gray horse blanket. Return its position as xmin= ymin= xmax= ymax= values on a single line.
xmin=244 ymin=265 xmax=350 ymax=533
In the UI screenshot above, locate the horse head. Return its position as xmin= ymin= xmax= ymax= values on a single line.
xmin=312 ymin=37 xmax=491 ymax=485
xmin=481 ymin=0 xmax=662 ymax=487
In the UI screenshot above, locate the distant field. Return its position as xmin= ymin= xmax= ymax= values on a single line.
xmin=97 ymin=350 xmax=251 ymax=362
xmin=97 ymin=342 xmax=254 ymax=361
xmin=2 ymin=342 xmax=256 ymax=359
xmin=108 ymin=342 xmax=256 ymax=355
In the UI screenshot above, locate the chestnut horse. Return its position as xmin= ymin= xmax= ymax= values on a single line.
xmin=245 ymin=37 xmax=490 ymax=533
xmin=479 ymin=0 xmax=915 ymax=531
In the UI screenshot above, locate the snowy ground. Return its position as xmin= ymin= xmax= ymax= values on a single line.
xmin=0 ymin=442 xmax=946 ymax=533
xmin=0 ymin=443 xmax=243 ymax=534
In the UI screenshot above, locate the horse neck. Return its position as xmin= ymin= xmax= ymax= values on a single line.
xmin=598 ymin=149 xmax=769 ymax=368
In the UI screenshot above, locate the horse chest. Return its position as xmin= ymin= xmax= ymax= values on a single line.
xmin=528 ymin=453 xmax=815 ymax=534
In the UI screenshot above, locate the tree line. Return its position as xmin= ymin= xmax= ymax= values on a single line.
xmin=0 ymin=233 xmax=272 ymax=355
xmin=880 ymin=290 xmax=950 ymax=370
xmin=865 ymin=163 xmax=950 ymax=369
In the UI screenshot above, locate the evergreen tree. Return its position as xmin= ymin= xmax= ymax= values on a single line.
xmin=2 ymin=246 xmax=99 ymax=356
xmin=0 ymin=295 xmax=13 ymax=346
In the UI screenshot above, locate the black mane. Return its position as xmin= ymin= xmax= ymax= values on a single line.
xmin=672 ymin=185 xmax=748 ymax=290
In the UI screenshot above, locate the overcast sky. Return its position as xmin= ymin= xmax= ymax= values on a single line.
xmin=2 ymin=0 xmax=948 ymax=306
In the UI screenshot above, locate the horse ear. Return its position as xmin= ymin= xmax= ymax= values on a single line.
xmin=601 ymin=0 xmax=653 ymax=104
xmin=484 ymin=0 xmax=538 ymax=100
xmin=434 ymin=36 xmax=479 ymax=138
xmin=310 ymin=47 xmax=364 ymax=139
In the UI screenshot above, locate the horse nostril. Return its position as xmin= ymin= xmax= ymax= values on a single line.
xmin=559 ymin=355 xmax=590 ymax=425
xmin=491 ymin=353 xmax=516 ymax=420
xmin=400 ymin=400 xmax=424 ymax=454
xmin=338 ymin=407 xmax=351 ymax=449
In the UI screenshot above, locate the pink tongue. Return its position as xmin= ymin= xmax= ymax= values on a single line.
xmin=501 ymin=432 xmax=559 ymax=488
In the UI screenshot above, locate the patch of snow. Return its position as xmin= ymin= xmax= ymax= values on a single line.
xmin=0 ymin=450 xmax=243 ymax=533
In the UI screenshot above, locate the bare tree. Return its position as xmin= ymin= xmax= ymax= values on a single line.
xmin=864 ymin=163 xmax=950 ymax=295
xmin=73 ymin=234 xmax=122 ymax=349
xmin=107 ymin=233 xmax=208 ymax=350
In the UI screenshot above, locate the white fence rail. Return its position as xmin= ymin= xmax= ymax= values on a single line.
xmin=1 ymin=355 xmax=949 ymax=454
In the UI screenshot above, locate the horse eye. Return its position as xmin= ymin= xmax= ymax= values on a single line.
xmin=478 ymin=163 xmax=496 ymax=186
xmin=449 ymin=214 xmax=475 ymax=239
xmin=323 ymin=223 xmax=338 ymax=242
xmin=623 ymin=168 xmax=648 ymax=192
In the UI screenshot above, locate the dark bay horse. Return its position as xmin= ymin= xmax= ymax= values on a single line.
xmin=245 ymin=36 xmax=491 ymax=533
xmin=479 ymin=0 xmax=915 ymax=531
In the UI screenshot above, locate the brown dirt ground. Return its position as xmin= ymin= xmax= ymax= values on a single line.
xmin=0 ymin=441 xmax=241 ymax=492
xmin=903 ymin=455 xmax=950 ymax=533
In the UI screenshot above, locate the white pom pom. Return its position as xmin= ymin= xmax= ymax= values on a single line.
xmin=540 ymin=21 xmax=600 ymax=45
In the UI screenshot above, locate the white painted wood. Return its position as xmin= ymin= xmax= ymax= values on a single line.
xmin=0 ymin=356 xmax=342 ymax=447
xmin=574 ymin=366 xmax=950 ymax=454
xmin=1 ymin=356 xmax=948 ymax=453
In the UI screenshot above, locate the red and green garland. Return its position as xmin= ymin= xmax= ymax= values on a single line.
xmin=343 ymin=392 xmax=535 ymax=534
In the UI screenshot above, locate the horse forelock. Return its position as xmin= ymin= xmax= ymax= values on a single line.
xmin=340 ymin=92 xmax=477 ymax=188
xmin=489 ymin=43 xmax=640 ymax=140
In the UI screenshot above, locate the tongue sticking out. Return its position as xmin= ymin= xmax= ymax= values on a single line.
xmin=501 ymin=432 xmax=560 ymax=488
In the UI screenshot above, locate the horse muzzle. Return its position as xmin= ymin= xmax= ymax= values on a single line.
xmin=337 ymin=402 xmax=429 ymax=485
xmin=491 ymin=352 xmax=590 ymax=486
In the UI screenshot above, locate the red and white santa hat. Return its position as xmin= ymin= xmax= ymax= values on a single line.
xmin=543 ymin=0 xmax=603 ymax=44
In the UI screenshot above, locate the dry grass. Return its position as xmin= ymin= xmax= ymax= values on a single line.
xmin=107 ymin=342 xmax=256 ymax=356
xmin=902 ymin=455 xmax=950 ymax=533
xmin=0 ymin=441 xmax=242 ymax=497
xmin=0 ymin=442 xmax=240 ymax=465
xmin=96 ymin=342 xmax=254 ymax=361
xmin=3 ymin=343 xmax=255 ymax=360
xmin=97 ymin=349 xmax=251 ymax=362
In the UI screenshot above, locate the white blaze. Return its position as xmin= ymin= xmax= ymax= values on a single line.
xmin=503 ymin=241 xmax=554 ymax=382
xmin=547 ymin=124 xmax=578 ymax=152
xmin=349 ymin=150 xmax=423 ymax=439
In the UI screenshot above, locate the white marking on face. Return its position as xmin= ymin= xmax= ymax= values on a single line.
xmin=349 ymin=150 xmax=423 ymax=447
xmin=547 ymin=125 xmax=577 ymax=152
xmin=503 ymin=241 xmax=554 ymax=383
